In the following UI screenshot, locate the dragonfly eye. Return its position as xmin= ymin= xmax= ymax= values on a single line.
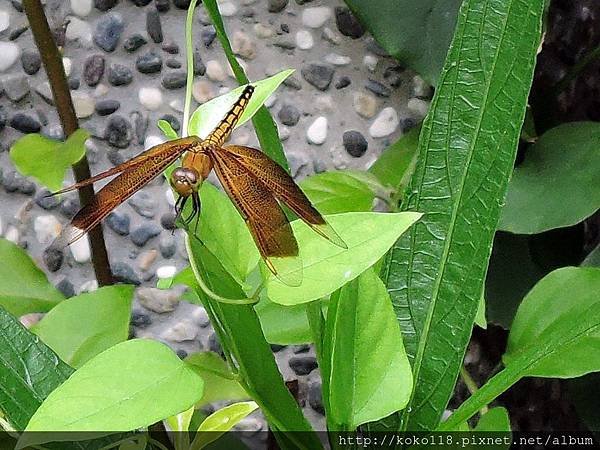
xmin=170 ymin=167 xmax=201 ymax=196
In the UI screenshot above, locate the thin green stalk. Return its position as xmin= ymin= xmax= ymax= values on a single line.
xmin=460 ymin=366 xmax=488 ymax=416
xmin=182 ymin=0 xmax=199 ymax=137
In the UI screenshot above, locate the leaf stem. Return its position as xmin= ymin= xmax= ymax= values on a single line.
xmin=182 ymin=0 xmax=199 ymax=137
xmin=460 ymin=366 xmax=488 ymax=416
xmin=23 ymin=0 xmax=113 ymax=286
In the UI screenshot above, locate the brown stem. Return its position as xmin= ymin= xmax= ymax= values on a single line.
xmin=23 ymin=0 xmax=113 ymax=286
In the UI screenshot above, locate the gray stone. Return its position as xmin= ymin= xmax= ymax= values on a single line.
xmin=104 ymin=115 xmax=132 ymax=148
xmin=83 ymin=54 xmax=105 ymax=86
xmin=159 ymin=235 xmax=177 ymax=258
xmin=43 ymin=247 xmax=63 ymax=272
xmin=308 ymin=382 xmax=325 ymax=415
xmin=155 ymin=0 xmax=170 ymax=12
xmin=201 ymin=27 xmax=216 ymax=47
xmin=136 ymin=51 xmax=162 ymax=74
xmin=108 ymin=63 xmax=133 ymax=86
xmin=146 ymin=9 xmax=163 ymax=43
xmin=21 ymin=49 xmax=41 ymax=75
xmin=129 ymin=191 xmax=157 ymax=218
xmin=131 ymin=111 xmax=148 ymax=145
xmin=161 ymin=41 xmax=179 ymax=54
xmin=57 ymin=278 xmax=75 ymax=298
xmin=94 ymin=0 xmax=118 ymax=11
xmin=166 ymin=58 xmax=182 ymax=69
xmin=123 ymin=34 xmax=147 ymax=52
xmin=301 ymin=63 xmax=334 ymax=91
xmin=335 ymin=75 xmax=351 ymax=89
xmin=9 ymin=113 xmax=40 ymax=133
xmin=112 ymin=261 xmax=141 ymax=285
xmin=342 ymin=130 xmax=367 ymax=157
xmin=106 ymin=211 xmax=130 ymax=235
xmin=95 ymin=99 xmax=120 ymax=116
xmin=365 ymin=79 xmax=391 ymax=98
xmin=35 ymin=189 xmax=61 ymax=210
xmin=93 ymin=12 xmax=124 ymax=52
xmin=161 ymin=71 xmax=187 ymax=89
xmin=334 ymin=6 xmax=364 ymax=38
xmin=277 ymin=103 xmax=300 ymax=126
xmin=193 ymin=51 xmax=206 ymax=75
xmin=268 ymin=0 xmax=288 ymax=12
xmin=289 ymin=356 xmax=318 ymax=375
xmin=2 ymin=74 xmax=29 ymax=102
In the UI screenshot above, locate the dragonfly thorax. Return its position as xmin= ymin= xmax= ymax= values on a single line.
xmin=171 ymin=166 xmax=201 ymax=197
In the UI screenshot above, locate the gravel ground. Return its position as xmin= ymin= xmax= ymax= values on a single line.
xmin=0 ymin=0 xmax=430 ymax=431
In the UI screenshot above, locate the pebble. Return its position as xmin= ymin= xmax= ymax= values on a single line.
xmin=219 ymin=1 xmax=237 ymax=16
xmin=0 ymin=42 xmax=20 ymax=72
xmin=93 ymin=12 xmax=124 ymax=52
xmin=295 ymin=29 xmax=314 ymax=50
xmin=232 ymin=31 xmax=256 ymax=60
xmin=66 ymin=17 xmax=93 ymax=47
xmin=10 ymin=113 xmax=41 ymax=133
xmin=146 ymin=9 xmax=163 ymax=43
xmin=71 ymin=0 xmax=92 ymax=16
xmin=254 ymin=23 xmax=273 ymax=39
xmin=4 ymin=226 xmax=19 ymax=244
xmin=112 ymin=261 xmax=141 ymax=285
xmin=366 ymin=79 xmax=391 ymax=98
xmin=136 ymin=51 xmax=163 ymax=74
xmin=3 ymin=74 xmax=29 ymax=102
xmin=335 ymin=76 xmax=351 ymax=89
xmin=166 ymin=58 xmax=181 ymax=69
xmin=208 ymin=332 xmax=223 ymax=356
xmin=34 ymin=189 xmax=61 ymax=210
xmin=384 ymin=65 xmax=404 ymax=88
xmin=108 ymin=63 xmax=133 ymax=86
xmin=343 ymin=130 xmax=368 ymax=157
xmin=83 ymin=55 xmax=105 ymax=86
xmin=160 ymin=212 xmax=177 ymax=231
xmin=0 ymin=10 xmax=9 ymax=32
xmin=156 ymin=265 xmax=177 ymax=279
xmin=105 ymin=115 xmax=132 ymax=148
xmin=277 ymin=103 xmax=300 ymax=126
xmin=205 ymin=60 xmax=226 ymax=82
xmin=407 ymin=98 xmax=430 ymax=118
xmin=173 ymin=0 xmax=191 ymax=8
xmin=162 ymin=71 xmax=187 ymax=89
xmin=201 ymin=27 xmax=217 ymax=47
xmin=69 ymin=236 xmax=91 ymax=263
xmin=369 ymin=107 xmax=399 ymax=138
xmin=363 ymin=54 xmax=378 ymax=72
xmin=95 ymin=99 xmax=120 ymax=116
xmin=334 ymin=6 xmax=364 ymax=38
xmin=60 ymin=197 xmax=80 ymax=217
xmin=302 ymin=7 xmax=331 ymax=28
xmin=160 ymin=113 xmax=180 ymax=132
xmin=306 ymin=116 xmax=327 ymax=145
xmin=289 ymin=356 xmax=318 ymax=375
xmin=301 ymin=63 xmax=334 ymax=91
xmin=191 ymin=307 xmax=210 ymax=328
xmin=155 ymin=0 xmax=170 ymax=12
xmin=131 ymin=0 xmax=152 ymax=5
xmin=131 ymin=310 xmax=152 ymax=328
xmin=308 ymin=382 xmax=325 ymax=415
xmin=138 ymin=87 xmax=163 ymax=110
xmin=159 ymin=235 xmax=177 ymax=258
xmin=137 ymin=286 xmax=180 ymax=313
xmin=137 ymin=249 xmax=157 ymax=271
xmin=79 ymin=280 xmax=99 ymax=293
xmin=268 ymin=0 xmax=288 ymax=13
xmin=124 ymin=34 xmax=147 ymax=53
xmin=94 ymin=0 xmax=118 ymax=11
xmin=193 ymin=51 xmax=206 ymax=75
xmin=21 ymin=49 xmax=41 ymax=75
xmin=106 ymin=211 xmax=130 ymax=235
xmin=57 ymin=278 xmax=75 ymax=298
xmin=34 ymin=82 xmax=54 ymax=105
xmin=34 ymin=215 xmax=61 ymax=245
xmin=62 ymin=58 xmax=73 ymax=76
xmin=273 ymin=39 xmax=295 ymax=50
xmin=162 ymin=320 xmax=197 ymax=342
xmin=353 ymin=91 xmax=377 ymax=118
xmin=324 ymin=53 xmax=350 ymax=66
xmin=283 ymin=75 xmax=302 ymax=90
xmin=72 ymin=93 xmax=95 ymax=118
xmin=131 ymin=223 xmax=161 ymax=246
xmin=129 ymin=191 xmax=157 ymax=218
xmin=322 ymin=27 xmax=341 ymax=45
xmin=412 ymin=75 xmax=433 ymax=99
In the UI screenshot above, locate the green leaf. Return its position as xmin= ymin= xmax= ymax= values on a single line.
xmin=18 ymin=339 xmax=204 ymax=447
xmin=299 ymin=170 xmax=381 ymax=214
xmin=499 ymin=122 xmax=600 ymax=234
xmin=188 ymin=70 xmax=292 ymax=142
xmin=10 ymin=129 xmax=89 ymax=192
xmin=254 ymin=298 xmax=313 ymax=345
xmin=382 ymin=0 xmax=545 ymax=432
xmin=474 ymin=407 xmax=510 ymax=433
xmin=157 ymin=119 xmax=179 ymax=140
xmin=504 ymin=267 xmax=600 ymax=378
xmin=201 ymin=0 xmax=289 ymax=172
xmin=0 ymin=239 xmax=64 ymax=316
xmin=0 ymin=307 xmax=73 ymax=430
xmin=31 ymin=285 xmax=134 ymax=368
xmin=344 ymin=1 xmax=461 ymax=85
xmin=185 ymin=352 xmax=248 ymax=407
xmin=185 ymin=238 xmax=322 ymax=449
xmin=369 ymin=126 xmax=420 ymax=191
xmin=191 ymin=401 xmax=258 ymax=450
xmin=267 ymin=211 xmax=422 ymax=305
xmin=474 ymin=294 xmax=486 ymax=330
xmin=165 ymin=406 xmax=194 ymax=432
xmin=325 ymin=269 xmax=412 ymax=429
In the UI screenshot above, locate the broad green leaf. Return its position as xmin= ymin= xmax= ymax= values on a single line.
xmin=326 ymin=270 xmax=412 ymax=429
xmin=0 ymin=307 xmax=73 ymax=430
xmin=0 ymin=239 xmax=64 ymax=316
xmin=504 ymin=267 xmax=600 ymax=378
xmin=31 ymin=285 xmax=134 ymax=368
xmin=475 ymin=407 xmax=510 ymax=433
xmin=344 ymin=1 xmax=461 ymax=85
xmin=10 ymin=129 xmax=89 ymax=192
xmin=157 ymin=119 xmax=179 ymax=140
xmin=19 ymin=339 xmax=204 ymax=447
xmin=383 ymin=0 xmax=545 ymax=432
xmin=188 ymin=70 xmax=293 ymax=142
xmin=165 ymin=406 xmax=194 ymax=432
xmin=441 ymin=275 xmax=600 ymax=430
xmin=185 ymin=239 xmax=322 ymax=449
xmin=185 ymin=352 xmax=248 ymax=407
xmin=255 ymin=298 xmax=312 ymax=345
xmin=267 ymin=212 xmax=422 ymax=305
xmin=299 ymin=170 xmax=381 ymax=214
xmin=197 ymin=0 xmax=289 ymax=171
xmin=474 ymin=294 xmax=486 ymax=330
xmin=499 ymin=122 xmax=600 ymax=234
xmin=369 ymin=126 xmax=420 ymax=191
xmin=191 ymin=401 xmax=258 ymax=450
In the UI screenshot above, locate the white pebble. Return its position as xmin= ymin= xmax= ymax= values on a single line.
xmin=219 ymin=1 xmax=237 ymax=17
xmin=79 ymin=280 xmax=98 ymax=293
xmin=369 ymin=107 xmax=399 ymax=138
xmin=302 ymin=7 xmax=331 ymax=28
xmin=306 ymin=116 xmax=328 ymax=145
xmin=0 ymin=10 xmax=10 ymax=33
xmin=232 ymin=31 xmax=256 ymax=59
xmin=34 ymin=215 xmax=62 ymax=245
xmin=161 ymin=321 xmax=198 ymax=342
xmin=165 ymin=188 xmax=176 ymax=207
xmin=156 ymin=265 xmax=177 ymax=279
xmin=254 ymin=23 xmax=274 ymax=39
xmin=363 ymin=54 xmax=378 ymax=72
xmin=192 ymin=79 xmax=215 ymax=104
xmin=65 ymin=17 xmax=93 ymax=47
xmin=295 ymin=30 xmax=314 ymax=50
xmin=353 ymin=91 xmax=377 ymax=119
xmin=0 ymin=42 xmax=20 ymax=72
xmin=62 ymin=57 xmax=72 ymax=76
xmin=407 ymin=98 xmax=430 ymax=119
xmin=72 ymin=92 xmax=95 ymax=118
xmin=325 ymin=53 xmax=351 ymax=66
xmin=70 ymin=0 xmax=92 ymax=16
xmin=191 ymin=307 xmax=210 ymax=327
xmin=144 ymin=135 xmax=166 ymax=150
xmin=138 ymin=87 xmax=163 ymax=111
xmin=412 ymin=75 xmax=431 ymax=98
xmin=93 ymin=83 xmax=109 ymax=97
xmin=69 ymin=235 xmax=91 ymax=263
xmin=5 ymin=226 xmax=19 ymax=244
xmin=206 ymin=60 xmax=226 ymax=82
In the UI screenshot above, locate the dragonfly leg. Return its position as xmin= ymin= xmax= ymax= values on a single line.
xmin=192 ymin=191 xmax=201 ymax=236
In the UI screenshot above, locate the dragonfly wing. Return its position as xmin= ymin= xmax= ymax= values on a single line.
xmin=221 ymin=145 xmax=347 ymax=249
xmin=50 ymin=136 xmax=200 ymax=196
xmin=52 ymin=140 xmax=191 ymax=247
xmin=208 ymin=147 xmax=302 ymax=286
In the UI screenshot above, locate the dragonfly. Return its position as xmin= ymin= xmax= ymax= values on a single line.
xmin=50 ymin=85 xmax=346 ymax=285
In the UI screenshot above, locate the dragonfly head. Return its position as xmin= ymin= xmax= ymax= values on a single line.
xmin=171 ymin=167 xmax=201 ymax=197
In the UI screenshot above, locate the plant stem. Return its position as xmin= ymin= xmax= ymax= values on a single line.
xmin=23 ymin=0 xmax=113 ymax=286
xmin=182 ymin=0 xmax=199 ymax=137
xmin=460 ymin=366 xmax=488 ymax=416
